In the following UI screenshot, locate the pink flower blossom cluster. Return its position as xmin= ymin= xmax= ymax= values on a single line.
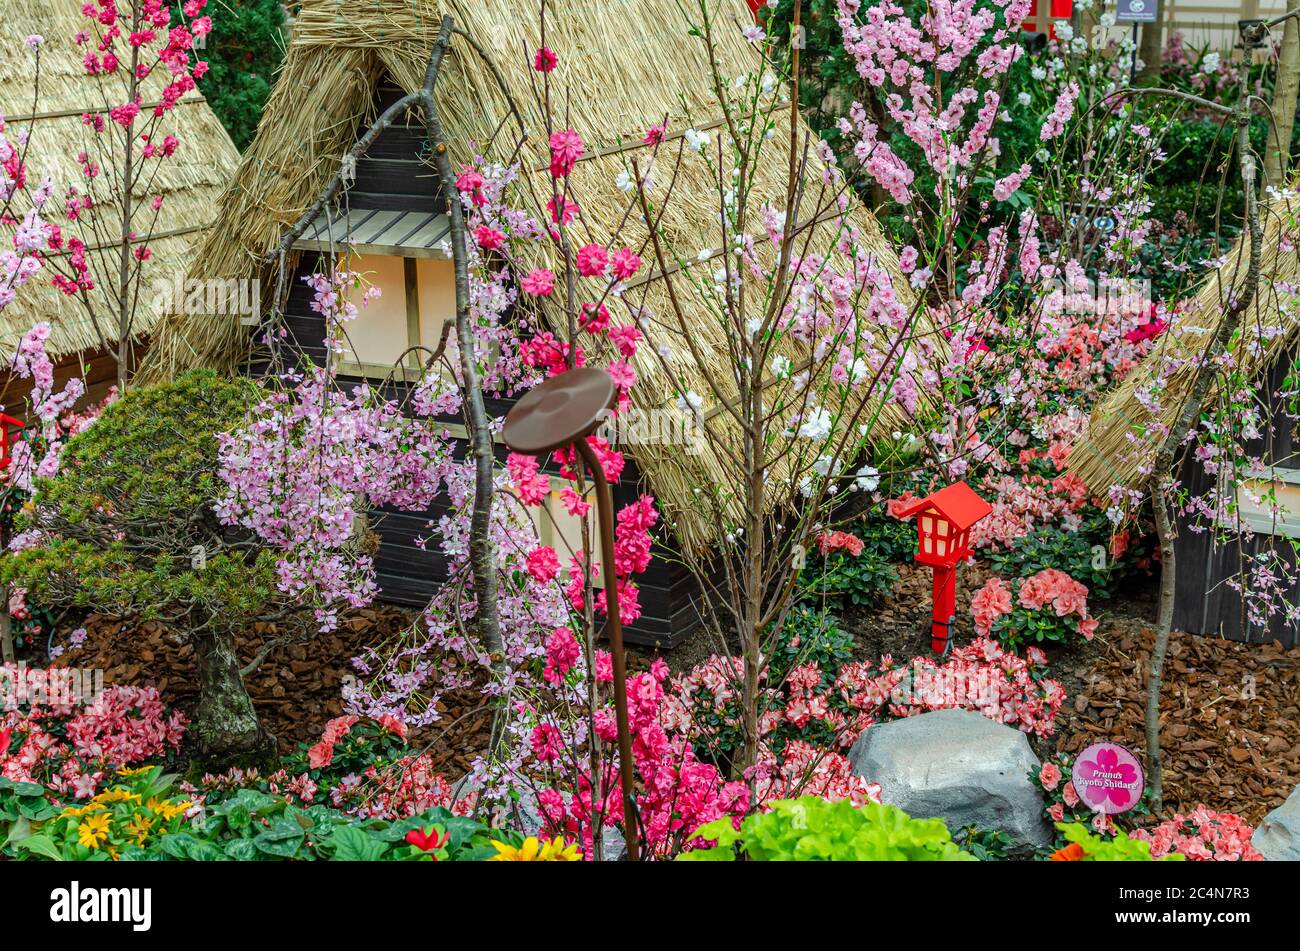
xmin=971 ymin=569 xmax=1098 ymax=642
xmin=835 ymin=0 xmax=1033 ymax=206
xmin=1130 ymin=807 xmax=1265 ymax=861
xmin=4 ymin=323 xmax=88 ymax=491
xmin=1 ymin=668 xmax=186 ymax=800
xmin=218 ymin=272 xmax=456 ymax=631
xmin=533 ymin=658 xmax=750 ymax=858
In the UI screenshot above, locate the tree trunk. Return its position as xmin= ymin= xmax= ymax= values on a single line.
xmin=1138 ymin=0 xmax=1164 ymax=81
xmin=416 ymin=22 xmax=505 ymax=671
xmin=1142 ymin=105 xmax=1262 ymax=817
xmin=1145 ymin=477 xmax=1177 ymax=813
xmin=0 ymin=586 xmax=13 ymax=664
xmin=1266 ymin=16 xmax=1300 ymax=190
xmin=190 ymin=630 xmax=276 ymax=770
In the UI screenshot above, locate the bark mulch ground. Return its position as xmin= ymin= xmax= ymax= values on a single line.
xmin=1052 ymin=621 xmax=1300 ymax=825
xmin=52 ymin=609 xmax=493 ymax=776
xmin=837 ymin=563 xmax=1298 ymax=823
xmin=665 ymin=559 xmax=1298 ymax=826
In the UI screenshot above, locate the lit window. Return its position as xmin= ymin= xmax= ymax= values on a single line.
xmin=335 ymin=254 xmax=456 ymax=379
xmin=1235 ymin=467 xmax=1300 ymax=539
xmin=529 ymin=477 xmax=605 ymax=589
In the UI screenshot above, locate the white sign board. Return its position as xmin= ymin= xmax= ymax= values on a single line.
xmin=1116 ymin=0 xmax=1157 ymax=23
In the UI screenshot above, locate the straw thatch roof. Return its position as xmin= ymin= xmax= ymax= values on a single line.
xmin=0 ymin=0 xmax=239 ymax=363
xmin=137 ymin=0 xmax=941 ymax=550
xmin=1070 ymin=192 xmax=1300 ymax=498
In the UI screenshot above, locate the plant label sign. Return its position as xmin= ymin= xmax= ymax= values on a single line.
xmin=1116 ymin=0 xmax=1157 ymax=24
xmin=1072 ymin=742 xmax=1144 ymax=814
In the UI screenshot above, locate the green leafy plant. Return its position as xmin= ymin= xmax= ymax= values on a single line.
xmin=0 ymin=777 xmax=63 ymax=856
xmin=953 ymin=825 xmax=1012 ymax=861
xmin=802 ymin=547 xmax=898 ymax=609
xmin=989 ymin=524 xmax=1116 ymax=598
xmin=1052 ymin=822 xmax=1183 ymax=862
xmin=174 ymin=788 xmax=496 ymax=862
xmin=8 ymin=766 xmax=193 ymax=861
xmin=768 ymin=606 xmax=856 ymax=689
xmin=680 ymin=796 xmax=975 ymax=861
xmin=177 ymin=0 xmax=287 ymax=150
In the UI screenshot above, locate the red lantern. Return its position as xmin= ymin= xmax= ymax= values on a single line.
xmin=894 ymin=482 xmax=991 ymax=655
xmin=0 ymin=414 xmax=24 ymax=473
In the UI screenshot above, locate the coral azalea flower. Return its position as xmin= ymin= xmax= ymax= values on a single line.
xmin=1049 ymin=842 xmax=1086 ymax=861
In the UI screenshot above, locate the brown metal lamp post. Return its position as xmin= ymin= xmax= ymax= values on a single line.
xmin=502 ymin=366 xmax=640 ymax=861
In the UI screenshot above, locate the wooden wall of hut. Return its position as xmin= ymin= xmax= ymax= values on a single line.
xmin=248 ymin=78 xmax=699 ymax=648
xmin=1171 ymin=347 xmax=1300 ymax=647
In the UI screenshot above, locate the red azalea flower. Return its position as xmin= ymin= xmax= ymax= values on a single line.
xmin=405 ymin=825 xmax=449 ymax=854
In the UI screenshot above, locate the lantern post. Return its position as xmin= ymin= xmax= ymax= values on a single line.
xmin=894 ymin=482 xmax=992 ymax=655
xmin=0 ymin=414 xmax=24 ymax=473
xmin=502 ymin=366 xmax=640 ymax=861
xmin=0 ymin=414 xmax=23 ymax=664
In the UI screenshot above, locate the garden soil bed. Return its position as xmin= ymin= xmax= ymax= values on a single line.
xmin=57 ymin=562 xmax=1300 ymax=823
xmin=861 ymin=565 xmax=1300 ymax=824
xmin=660 ymin=561 xmax=1300 ymax=825
xmin=51 ymin=609 xmax=493 ymax=776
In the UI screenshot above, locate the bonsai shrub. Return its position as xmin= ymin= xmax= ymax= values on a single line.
xmin=681 ymin=796 xmax=975 ymax=861
xmin=0 ymin=370 xmax=293 ymax=767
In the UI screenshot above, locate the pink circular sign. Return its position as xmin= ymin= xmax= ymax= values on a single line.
xmin=1071 ymin=742 xmax=1145 ymax=815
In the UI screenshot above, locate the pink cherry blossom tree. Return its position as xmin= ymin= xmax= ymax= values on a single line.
xmin=8 ymin=1 xmax=216 ymax=390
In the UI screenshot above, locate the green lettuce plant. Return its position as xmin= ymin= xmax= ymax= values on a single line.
xmin=680 ymin=796 xmax=975 ymax=861
xmin=1053 ymin=822 xmax=1184 ymax=861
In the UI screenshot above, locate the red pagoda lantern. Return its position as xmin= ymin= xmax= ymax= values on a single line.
xmin=0 ymin=414 xmax=24 ymax=473
xmin=894 ymin=482 xmax=991 ymax=655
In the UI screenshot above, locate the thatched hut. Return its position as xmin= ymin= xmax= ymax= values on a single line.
xmin=1070 ymin=193 xmax=1300 ymax=645
xmin=0 ymin=0 xmax=240 ymax=409
xmin=137 ymin=0 xmax=940 ymax=646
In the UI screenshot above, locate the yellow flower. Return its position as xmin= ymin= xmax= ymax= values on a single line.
xmin=116 ymin=766 xmax=153 ymax=778
xmin=59 ymin=802 xmax=108 ymax=819
xmin=77 ymin=812 xmax=111 ymax=850
xmin=148 ymin=797 xmax=192 ymax=822
xmin=95 ymin=788 xmax=141 ymax=804
xmin=125 ymin=812 xmax=154 ymax=845
xmin=489 ymin=836 xmax=581 ymax=861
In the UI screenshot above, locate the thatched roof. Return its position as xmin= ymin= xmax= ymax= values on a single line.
xmin=137 ymin=0 xmax=941 ymax=550
xmin=0 ymin=0 xmax=239 ymax=362
xmin=1070 ymin=193 xmax=1300 ymax=498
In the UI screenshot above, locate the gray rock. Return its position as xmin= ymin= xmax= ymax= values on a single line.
xmin=848 ymin=708 xmax=1052 ymax=853
xmin=1252 ymin=784 xmax=1300 ymax=861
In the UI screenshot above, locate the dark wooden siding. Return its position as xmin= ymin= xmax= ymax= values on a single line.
xmin=250 ymin=76 xmax=696 ymax=648
xmin=1172 ymin=346 xmax=1300 ymax=647
xmin=0 ymin=344 xmax=128 ymax=421
xmin=348 ymin=81 xmax=446 ymax=213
